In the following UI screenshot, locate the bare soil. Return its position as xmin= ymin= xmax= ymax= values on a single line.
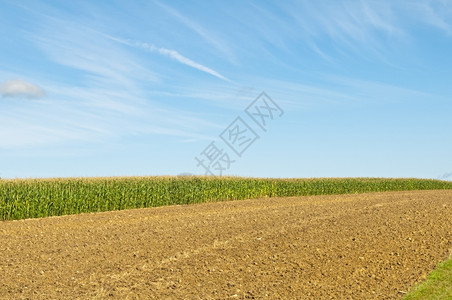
xmin=1 ymin=190 xmax=452 ymax=299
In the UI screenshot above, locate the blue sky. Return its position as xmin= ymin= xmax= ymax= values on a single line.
xmin=0 ymin=0 xmax=451 ymax=179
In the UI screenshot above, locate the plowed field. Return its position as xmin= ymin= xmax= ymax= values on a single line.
xmin=1 ymin=190 xmax=452 ymax=299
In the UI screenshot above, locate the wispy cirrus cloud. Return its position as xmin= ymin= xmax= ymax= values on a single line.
xmin=154 ymin=0 xmax=237 ymax=64
xmin=0 ymin=79 xmax=46 ymax=98
xmin=32 ymin=25 xmax=160 ymax=92
xmin=277 ymin=1 xmax=404 ymax=61
xmin=0 ymin=14 xmax=227 ymax=149
xmin=108 ymin=36 xmax=231 ymax=82
xmin=412 ymin=1 xmax=452 ymax=35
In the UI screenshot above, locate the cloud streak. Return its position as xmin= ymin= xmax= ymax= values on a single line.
xmin=154 ymin=0 xmax=237 ymax=64
xmin=0 ymin=79 xmax=46 ymax=98
xmin=109 ymin=36 xmax=230 ymax=82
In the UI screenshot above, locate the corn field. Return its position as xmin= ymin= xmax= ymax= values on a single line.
xmin=1 ymin=177 xmax=451 ymax=221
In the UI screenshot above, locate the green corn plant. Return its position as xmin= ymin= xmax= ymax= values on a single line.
xmin=1 ymin=177 xmax=452 ymax=221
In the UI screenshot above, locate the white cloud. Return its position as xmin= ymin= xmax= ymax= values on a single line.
xmin=0 ymin=79 xmax=46 ymax=98
xmin=413 ymin=1 xmax=452 ymax=35
xmin=154 ymin=0 xmax=238 ymax=64
xmin=108 ymin=36 xmax=231 ymax=82
xmin=156 ymin=47 xmax=231 ymax=82
xmin=32 ymin=23 xmax=160 ymax=93
xmin=2 ymin=17 xmax=225 ymax=149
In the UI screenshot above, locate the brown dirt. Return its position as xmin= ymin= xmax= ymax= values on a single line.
xmin=1 ymin=190 xmax=452 ymax=299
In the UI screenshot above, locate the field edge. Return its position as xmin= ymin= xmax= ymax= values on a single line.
xmin=404 ymin=252 xmax=452 ymax=299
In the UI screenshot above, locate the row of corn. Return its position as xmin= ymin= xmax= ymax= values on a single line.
xmin=1 ymin=176 xmax=451 ymax=221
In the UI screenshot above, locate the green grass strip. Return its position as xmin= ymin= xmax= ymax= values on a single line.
xmin=1 ymin=177 xmax=452 ymax=221
xmin=404 ymin=255 xmax=452 ymax=299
